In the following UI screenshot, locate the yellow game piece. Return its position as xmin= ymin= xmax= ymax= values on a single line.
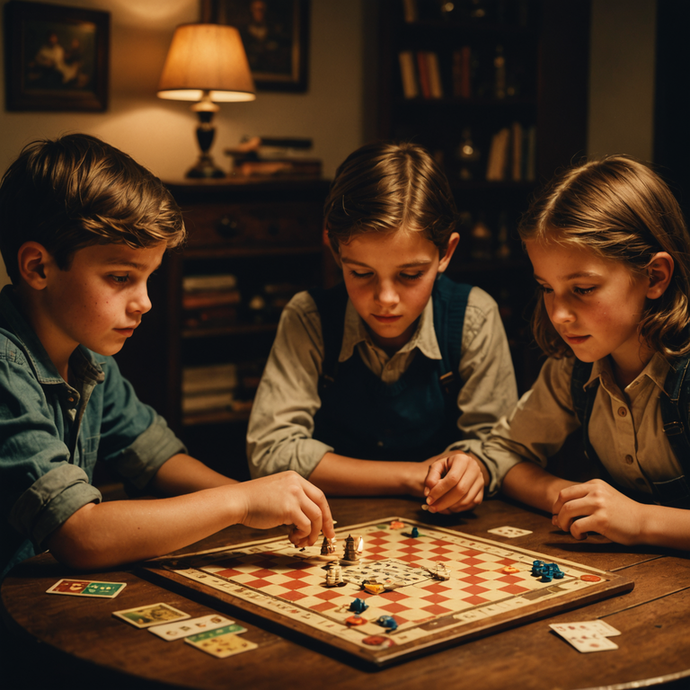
xmin=501 ymin=566 xmax=520 ymax=574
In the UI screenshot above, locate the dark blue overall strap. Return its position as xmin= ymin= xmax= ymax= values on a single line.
xmin=309 ymin=276 xmax=471 ymax=396
xmin=570 ymin=358 xmax=598 ymax=463
xmin=657 ymin=355 xmax=690 ymax=505
xmin=432 ymin=276 xmax=472 ymax=397
xmin=572 ymin=357 xmax=690 ymax=507
xmin=308 ymin=282 xmax=349 ymax=390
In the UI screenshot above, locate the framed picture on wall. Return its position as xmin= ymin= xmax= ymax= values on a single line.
xmin=208 ymin=0 xmax=310 ymax=92
xmin=4 ymin=1 xmax=110 ymax=112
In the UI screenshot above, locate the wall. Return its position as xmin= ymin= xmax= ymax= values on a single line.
xmin=587 ymin=0 xmax=656 ymax=160
xmin=0 ymin=0 xmax=366 ymax=285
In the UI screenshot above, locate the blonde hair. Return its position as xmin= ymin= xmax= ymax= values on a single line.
xmin=0 ymin=134 xmax=186 ymax=284
xmin=519 ymin=154 xmax=690 ymax=359
xmin=324 ymin=141 xmax=458 ymax=256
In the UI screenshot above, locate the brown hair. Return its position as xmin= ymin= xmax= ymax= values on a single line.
xmin=324 ymin=141 xmax=458 ymax=255
xmin=519 ymin=154 xmax=690 ymax=358
xmin=0 ymin=133 xmax=186 ymax=284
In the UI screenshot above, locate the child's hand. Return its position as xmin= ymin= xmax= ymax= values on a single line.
xmin=551 ymin=479 xmax=644 ymax=545
xmin=238 ymin=471 xmax=335 ymax=548
xmin=423 ymin=452 xmax=485 ymax=514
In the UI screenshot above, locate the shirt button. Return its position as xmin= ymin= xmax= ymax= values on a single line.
xmin=67 ymin=397 xmax=75 ymax=403
xmin=617 ymin=407 xmax=628 ymax=417
xmin=625 ymin=455 xmax=634 ymax=465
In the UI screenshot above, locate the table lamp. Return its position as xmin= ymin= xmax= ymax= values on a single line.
xmin=157 ymin=23 xmax=256 ymax=179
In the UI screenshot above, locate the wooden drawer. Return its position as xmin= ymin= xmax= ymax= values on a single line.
xmin=182 ymin=202 xmax=323 ymax=249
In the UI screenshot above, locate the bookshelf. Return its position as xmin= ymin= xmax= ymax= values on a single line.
xmin=114 ymin=177 xmax=332 ymax=479
xmin=377 ymin=0 xmax=590 ymax=391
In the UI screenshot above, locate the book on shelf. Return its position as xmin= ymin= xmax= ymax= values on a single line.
xmin=511 ymin=121 xmax=523 ymax=181
xmin=182 ymin=391 xmax=235 ymax=415
xmin=182 ymin=362 xmax=238 ymax=395
xmin=225 ymin=136 xmax=321 ymax=178
xmin=416 ymin=52 xmax=431 ymax=99
xmin=233 ymin=158 xmax=322 ymax=178
xmin=182 ymin=306 xmax=239 ymax=330
xmin=485 ymin=123 xmax=536 ymax=182
xmin=486 ymin=127 xmax=511 ymax=181
xmin=452 ymin=46 xmax=472 ymax=99
xmin=183 ymin=274 xmax=237 ymax=293
xmin=182 ymin=289 xmax=241 ymax=310
xmin=402 ymin=0 xmax=418 ymax=23
xmin=399 ymin=51 xmax=419 ymax=99
xmin=426 ymin=52 xmax=443 ymax=98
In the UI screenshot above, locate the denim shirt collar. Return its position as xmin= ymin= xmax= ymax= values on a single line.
xmin=0 ymin=285 xmax=105 ymax=390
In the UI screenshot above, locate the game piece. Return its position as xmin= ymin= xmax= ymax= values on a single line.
xmin=345 ymin=615 xmax=367 ymax=626
xmin=362 ymin=579 xmax=385 ymax=595
xmin=342 ymin=534 xmax=361 ymax=563
xmin=325 ymin=562 xmax=345 ymax=587
xmin=112 ymin=603 xmax=190 ymax=629
xmin=349 ymin=598 xmax=369 ymax=614
xmin=320 ymin=536 xmax=338 ymax=559
xmin=389 ymin=520 xmax=405 ymax=529
xmin=501 ymin=565 xmax=520 ymax=574
xmin=46 ymin=578 xmax=126 ymax=598
xmin=429 ymin=563 xmax=451 ymax=581
xmin=420 ymin=504 xmax=429 ymax=511
xmin=362 ymin=635 xmax=395 ymax=647
xmin=151 ymin=516 xmax=632 ymax=668
xmin=411 ymin=527 xmax=419 ymax=538
xmin=376 ymin=615 xmax=398 ymax=632
xmin=581 ymin=574 xmax=602 ymax=582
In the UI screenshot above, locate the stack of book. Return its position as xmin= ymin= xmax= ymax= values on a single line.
xmin=225 ymin=136 xmax=322 ymax=178
xmin=182 ymin=362 xmax=238 ymax=416
xmin=182 ymin=274 xmax=240 ymax=331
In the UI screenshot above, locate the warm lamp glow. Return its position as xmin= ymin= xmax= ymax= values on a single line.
xmin=158 ymin=23 xmax=255 ymax=102
xmin=157 ymin=23 xmax=256 ymax=178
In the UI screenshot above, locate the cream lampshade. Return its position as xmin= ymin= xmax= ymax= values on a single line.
xmin=158 ymin=23 xmax=256 ymax=179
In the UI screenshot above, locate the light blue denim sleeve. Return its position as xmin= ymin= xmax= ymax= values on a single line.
xmin=94 ymin=357 xmax=187 ymax=490
xmin=8 ymin=464 xmax=102 ymax=550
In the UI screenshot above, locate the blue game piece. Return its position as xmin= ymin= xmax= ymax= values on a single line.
xmin=376 ymin=615 xmax=398 ymax=631
xmin=349 ymin=597 xmax=369 ymax=614
xmin=411 ymin=527 xmax=419 ymax=538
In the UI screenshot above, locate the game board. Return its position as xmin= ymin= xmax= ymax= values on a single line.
xmin=145 ymin=517 xmax=633 ymax=667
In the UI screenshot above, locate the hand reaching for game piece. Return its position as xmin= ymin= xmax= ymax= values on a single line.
xmin=237 ymin=471 xmax=335 ymax=548
xmin=551 ymin=479 xmax=645 ymax=545
xmin=423 ymin=451 xmax=486 ymax=514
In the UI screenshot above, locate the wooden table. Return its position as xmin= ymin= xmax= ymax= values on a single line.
xmin=2 ymin=496 xmax=690 ymax=689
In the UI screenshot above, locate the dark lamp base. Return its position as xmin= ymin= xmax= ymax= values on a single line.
xmin=186 ymin=154 xmax=225 ymax=179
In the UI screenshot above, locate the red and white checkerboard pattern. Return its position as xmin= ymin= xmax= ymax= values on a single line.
xmin=183 ymin=519 xmax=596 ymax=631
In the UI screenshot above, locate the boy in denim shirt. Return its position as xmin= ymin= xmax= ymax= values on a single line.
xmin=0 ymin=134 xmax=333 ymax=580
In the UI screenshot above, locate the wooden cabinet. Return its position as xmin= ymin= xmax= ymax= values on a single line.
xmin=376 ymin=0 xmax=590 ymax=390
xmin=115 ymin=178 xmax=332 ymax=479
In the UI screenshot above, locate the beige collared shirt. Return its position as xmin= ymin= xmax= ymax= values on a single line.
xmin=247 ymin=286 xmax=518 ymax=490
xmin=476 ymin=352 xmax=683 ymax=498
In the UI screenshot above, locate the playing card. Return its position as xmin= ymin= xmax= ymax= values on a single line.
xmin=112 ymin=603 xmax=190 ymax=628
xmin=550 ymin=621 xmax=621 ymax=638
xmin=148 ymin=614 xmax=237 ymax=641
xmin=46 ymin=578 xmax=126 ymax=598
xmin=185 ymin=625 xmax=256 ymax=658
xmin=487 ymin=526 xmax=533 ymax=538
xmin=561 ymin=633 xmax=619 ymax=653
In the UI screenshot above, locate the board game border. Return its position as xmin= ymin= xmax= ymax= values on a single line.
xmin=143 ymin=517 xmax=634 ymax=668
